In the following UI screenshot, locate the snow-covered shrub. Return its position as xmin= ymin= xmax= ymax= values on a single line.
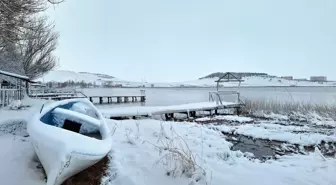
xmin=125 ymin=128 xmax=136 ymax=145
xmin=152 ymin=124 xmax=206 ymax=181
xmin=8 ymin=100 xmax=23 ymax=110
xmin=124 ymin=120 xmax=141 ymax=145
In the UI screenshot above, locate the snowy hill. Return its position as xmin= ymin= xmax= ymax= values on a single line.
xmin=37 ymin=70 xmax=336 ymax=87
xmin=37 ymin=70 xmax=117 ymax=83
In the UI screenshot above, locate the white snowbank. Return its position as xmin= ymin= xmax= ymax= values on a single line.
xmin=195 ymin=115 xmax=254 ymax=123
xmin=0 ymin=98 xmax=49 ymax=126
xmin=0 ymin=135 xmax=45 ymax=185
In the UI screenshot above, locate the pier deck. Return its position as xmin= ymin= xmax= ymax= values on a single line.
xmin=101 ymin=101 xmax=243 ymax=119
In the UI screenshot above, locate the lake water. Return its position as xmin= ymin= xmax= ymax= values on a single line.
xmin=82 ymin=87 xmax=336 ymax=106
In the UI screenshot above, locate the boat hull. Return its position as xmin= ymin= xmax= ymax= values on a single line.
xmin=28 ymin=99 xmax=112 ymax=185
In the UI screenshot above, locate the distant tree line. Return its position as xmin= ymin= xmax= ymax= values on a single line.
xmin=43 ymin=80 xmax=99 ymax=88
xmin=0 ymin=0 xmax=64 ymax=79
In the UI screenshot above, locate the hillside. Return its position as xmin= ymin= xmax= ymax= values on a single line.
xmin=37 ymin=70 xmax=116 ymax=83
xmin=37 ymin=70 xmax=336 ymax=87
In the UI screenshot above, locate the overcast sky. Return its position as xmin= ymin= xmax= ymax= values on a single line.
xmin=47 ymin=0 xmax=336 ymax=82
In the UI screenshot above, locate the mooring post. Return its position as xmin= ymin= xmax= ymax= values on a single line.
xmin=117 ymin=97 xmax=121 ymax=103
xmin=140 ymin=96 xmax=145 ymax=102
xmin=165 ymin=113 xmax=174 ymax=120
xmin=89 ymin=97 xmax=93 ymax=102
xmin=99 ymin=97 xmax=103 ymax=104
xmin=190 ymin=111 xmax=196 ymax=118
xmin=236 ymin=108 xmax=241 ymax=115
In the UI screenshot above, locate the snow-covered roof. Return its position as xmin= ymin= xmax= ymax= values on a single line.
xmin=0 ymin=70 xmax=29 ymax=80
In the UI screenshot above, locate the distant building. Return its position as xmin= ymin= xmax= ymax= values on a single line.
xmin=151 ymin=84 xmax=154 ymax=88
xmin=281 ymin=76 xmax=293 ymax=80
xmin=294 ymin=78 xmax=308 ymax=81
xmin=310 ymin=76 xmax=327 ymax=82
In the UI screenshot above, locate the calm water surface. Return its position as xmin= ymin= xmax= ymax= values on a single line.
xmin=82 ymin=87 xmax=336 ymax=106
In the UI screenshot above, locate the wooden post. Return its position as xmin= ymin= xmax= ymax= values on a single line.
xmin=125 ymin=97 xmax=129 ymax=103
xmin=89 ymin=97 xmax=93 ymax=102
xmin=236 ymin=108 xmax=241 ymax=115
xmin=165 ymin=113 xmax=174 ymax=120
xmin=190 ymin=111 xmax=196 ymax=118
xmin=140 ymin=96 xmax=145 ymax=102
xmin=99 ymin=97 xmax=103 ymax=104
xmin=117 ymin=97 xmax=121 ymax=103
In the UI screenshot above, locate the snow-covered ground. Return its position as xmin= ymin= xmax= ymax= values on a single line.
xmin=0 ymin=99 xmax=335 ymax=185
xmin=195 ymin=115 xmax=254 ymax=123
xmin=210 ymin=123 xmax=336 ymax=145
xmin=38 ymin=70 xmax=336 ymax=87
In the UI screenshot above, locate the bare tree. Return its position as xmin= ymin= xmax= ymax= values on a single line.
xmin=0 ymin=0 xmax=63 ymax=52
xmin=21 ymin=18 xmax=59 ymax=79
xmin=0 ymin=0 xmax=63 ymax=79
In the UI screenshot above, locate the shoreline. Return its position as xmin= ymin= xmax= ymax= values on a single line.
xmin=79 ymin=85 xmax=336 ymax=89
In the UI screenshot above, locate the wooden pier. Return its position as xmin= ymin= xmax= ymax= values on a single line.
xmin=88 ymin=95 xmax=146 ymax=104
xmin=100 ymin=101 xmax=244 ymax=120
xmin=30 ymin=89 xmax=147 ymax=104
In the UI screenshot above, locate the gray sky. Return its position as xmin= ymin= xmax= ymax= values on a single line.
xmin=48 ymin=0 xmax=336 ymax=82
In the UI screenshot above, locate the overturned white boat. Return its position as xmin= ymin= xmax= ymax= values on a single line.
xmin=28 ymin=98 xmax=112 ymax=185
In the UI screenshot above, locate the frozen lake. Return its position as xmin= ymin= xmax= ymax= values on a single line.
xmin=81 ymin=87 xmax=336 ymax=106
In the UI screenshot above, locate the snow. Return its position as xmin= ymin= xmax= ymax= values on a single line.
xmin=1 ymin=98 xmax=336 ymax=185
xmin=53 ymin=107 xmax=101 ymax=128
xmin=252 ymin=111 xmax=290 ymax=120
xmin=0 ymin=135 xmax=45 ymax=185
xmin=7 ymin=100 xmax=23 ymax=110
xmin=0 ymin=98 xmax=50 ymax=126
xmin=313 ymin=120 xmax=336 ymax=127
xmin=103 ymin=119 xmax=336 ymax=185
xmin=195 ymin=115 xmax=254 ymax=123
xmin=36 ymin=70 xmax=117 ymax=84
xmin=211 ymin=123 xmax=336 ymax=145
xmin=100 ymin=101 xmax=239 ymax=118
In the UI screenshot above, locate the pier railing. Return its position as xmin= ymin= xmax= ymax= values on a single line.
xmin=0 ymin=88 xmax=24 ymax=107
xmin=29 ymin=87 xmax=78 ymax=97
xmin=209 ymin=90 xmax=244 ymax=105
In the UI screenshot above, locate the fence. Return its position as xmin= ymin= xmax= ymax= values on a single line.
xmin=0 ymin=88 xmax=24 ymax=107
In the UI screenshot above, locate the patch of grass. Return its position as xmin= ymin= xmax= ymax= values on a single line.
xmin=242 ymin=99 xmax=336 ymax=118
